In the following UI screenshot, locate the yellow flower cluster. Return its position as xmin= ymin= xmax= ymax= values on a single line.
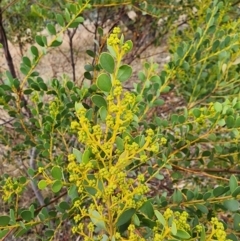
xmin=108 ymin=27 xmax=121 ymax=46
xmin=163 ymin=208 xmax=173 ymax=220
xmin=211 ymin=217 xmax=232 ymax=241
xmin=173 ymin=211 xmax=190 ymax=231
xmin=127 ymin=224 xmax=145 ymax=241
xmin=107 ymin=27 xmax=130 ymax=53
xmin=49 ymin=100 xmax=59 ymax=117
xmin=2 ymin=177 xmax=23 ymax=202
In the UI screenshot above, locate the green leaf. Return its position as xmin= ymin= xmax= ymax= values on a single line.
xmin=173 ymin=230 xmax=191 ymax=239
xmin=86 ymin=108 xmax=93 ymax=121
xmin=99 ymin=53 xmax=115 ymax=73
xmin=225 ymin=116 xmax=235 ymax=128
xmin=97 ymin=27 xmax=103 ymax=36
xmin=45 ymin=229 xmax=54 ymax=237
xmin=31 ymin=83 xmax=40 ymax=91
xmin=116 ymin=209 xmax=135 ymax=227
xmin=117 ymin=65 xmax=132 ymax=82
xmin=203 ymin=191 xmax=212 ymax=201
xmin=75 ymin=16 xmax=84 ymax=23
xmin=38 ymin=180 xmax=47 ymax=190
xmin=213 ymin=186 xmax=226 ymax=197
xmin=51 ymin=166 xmax=62 ymax=180
xmin=232 ymin=186 xmax=240 ymax=198
xmin=116 ymin=137 xmax=124 ymax=151
xmin=59 ymin=201 xmax=70 ymax=211
xmin=230 ymin=175 xmax=238 ymax=195
xmin=192 ymin=108 xmax=201 ymax=118
xmin=92 ymin=95 xmax=107 ymax=108
xmin=172 ymin=189 xmax=183 ymax=204
xmin=13 ymin=79 xmax=20 ymax=89
xmin=82 ymin=149 xmax=90 ymax=164
xmin=140 ymin=200 xmax=154 ymax=219
xmin=73 ymin=148 xmax=82 ymax=163
xmin=161 ymin=86 xmax=171 ymax=93
xmin=86 ymin=50 xmax=95 ymax=58
xmin=64 ymin=8 xmax=71 ymax=22
xmin=178 ymin=115 xmax=186 ymax=123
xmin=186 ymin=190 xmax=194 ymax=201
xmin=9 ymin=209 xmax=16 ymax=224
xmin=20 ymin=66 xmax=29 ymax=75
xmin=0 ymin=229 xmax=8 ymax=239
xmin=97 ymin=73 xmax=112 ymax=92
xmin=223 ymin=200 xmax=239 ymax=212
xmin=212 ymin=39 xmax=220 ymax=52
xmin=233 ymin=213 xmax=240 ymax=231
xmin=51 ymin=39 xmax=62 ymax=47
xmin=214 ymin=102 xmax=222 ymax=112
xmin=152 ymin=99 xmax=164 ymax=107
xmin=47 ymin=23 xmax=56 ymax=35
xmin=200 ymin=226 xmax=206 ymax=241
xmin=51 ymin=180 xmax=62 ymax=193
xmin=89 ymin=209 xmax=106 ymax=231
xmin=171 ymin=221 xmax=177 ymax=235
xmin=234 ymin=117 xmax=240 ymax=127
xmin=154 ymin=210 xmax=166 ymax=226
xmin=195 ymin=204 xmax=208 ymax=214
xmin=227 ymin=233 xmax=238 ymax=241
xmin=99 ymin=106 xmax=107 ymax=121
xmin=35 ymin=35 xmax=45 ymax=47
xmin=68 ymin=185 xmax=78 ymax=200
xmin=56 ymin=14 xmax=65 ymax=27
xmin=20 ymin=211 xmax=32 ymax=222
xmin=177 ymin=46 xmax=184 ymax=58
xmin=0 ymin=216 xmax=10 ymax=226
xmin=39 ymin=82 xmax=48 ymax=91
xmin=66 ymin=81 xmax=73 ymax=90
xmin=22 ymin=57 xmax=31 ymax=67
xmin=84 ymin=71 xmax=92 ymax=80
xmin=132 ymin=214 xmax=140 ymax=226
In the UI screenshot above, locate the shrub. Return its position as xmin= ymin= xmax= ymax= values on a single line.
xmin=0 ymin=0 xmax=240 ymax=241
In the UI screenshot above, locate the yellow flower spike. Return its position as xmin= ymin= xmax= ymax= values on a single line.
xmin=68 ymin=154 xmax=75 ymax=162
xmin=71 ymin=120 xmax=80 ymax=130
xmin=113 ymin=27 xmax=121 ymax=34
xmin=160 ymin=137 xmax=167 ymax=145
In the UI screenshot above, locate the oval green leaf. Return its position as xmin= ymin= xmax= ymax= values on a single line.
xmin=230 ymin=174 xmax=238 ymax=194
xmin=223 ymin=200 xmax=239 ymax=212
xmin=51 ymin=180 xmax=62 ymax=193
xmin=116 ymin=208 xmax=135 ymax=227
xmin=89 ymin=209 xmax=106 ymax=231
xmin=232 ymin=186 xmax=240 ymax=198
xmin=51 ymin=166 xmax=62 ymax=180
xmin=0 ymin=216 xmax=10 ymax=226
xmin=38 ymin=180 xmax=47 ymax=190
xmin=20 ymin=210 xmax=32 ymax=222
xmin=99 ymin=106 xmax=107 ymax=121
xmin=92 ymin=95 xmax=107 ymax=108
xmin=97 ymin=73 xmax=112 ymax=92
xmin=117 ymin=64 xmax=132 ymax=82
xmin=154 ymin=210 xmax=166 ymax=226
xmin=233 ymin=213 xmax=240 ymax=231
xmin=100 ymin=53 xmax=115 ymax=73
xmin=47 ymin=23 xmax=56 ymax=35
xmin=173 ymin=230 xmax=191 ymax=239
xmin=82 ymin=149 xmax=90 ymax=164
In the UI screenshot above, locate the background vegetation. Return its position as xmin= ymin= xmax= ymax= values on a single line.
xmin=1 ymin=0 xmax=240 ymax=240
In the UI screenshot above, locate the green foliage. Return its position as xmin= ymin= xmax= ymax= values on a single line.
xmin=1 ymin=0 xmax=240 ymax=240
